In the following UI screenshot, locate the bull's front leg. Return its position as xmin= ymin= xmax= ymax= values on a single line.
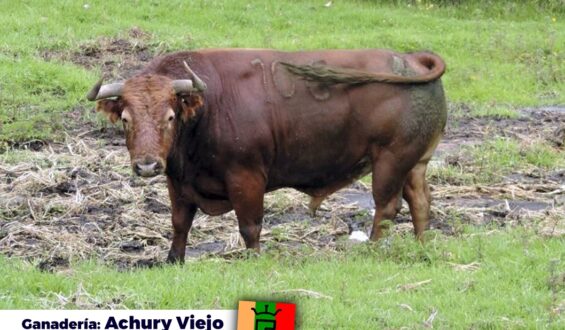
xmin=166 ymin=179 xmax=197 ymax=263
xmin=226 ymin=169 xmax=266 ymax=250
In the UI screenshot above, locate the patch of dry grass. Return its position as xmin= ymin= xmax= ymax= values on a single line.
xmin=0 ymin=131 xmax=353 ymax=268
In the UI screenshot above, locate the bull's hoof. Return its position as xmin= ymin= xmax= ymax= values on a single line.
xmin=166 ymin=250 xmax=185 ymax=264
xmin=308 ymin=196 xmax=326 ymax=217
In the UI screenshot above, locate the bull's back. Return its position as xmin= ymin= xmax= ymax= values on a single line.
xmin=197 ymin=48 xmax=405 ymax=79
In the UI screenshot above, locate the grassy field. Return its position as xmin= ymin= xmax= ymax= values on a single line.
xmin=0 ymin=1 xmax=564 ymax=329
xmin=0 ymin=0 xmax=563 ymax=142
xmin=1 ymin=229 xmax=564 ymax=329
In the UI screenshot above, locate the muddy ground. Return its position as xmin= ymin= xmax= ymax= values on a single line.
xmin=1 ymin=33 xmax=563 ymax=270
xmin=1 ymin=104 xmax=561 ymax=271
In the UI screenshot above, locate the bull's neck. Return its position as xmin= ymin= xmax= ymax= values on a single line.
xmin=165 ymin=108 xmax=205 ymax=182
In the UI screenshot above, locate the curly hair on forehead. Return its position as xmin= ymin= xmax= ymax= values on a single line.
xmin=122 ymin=75 xmax=176 ymax=110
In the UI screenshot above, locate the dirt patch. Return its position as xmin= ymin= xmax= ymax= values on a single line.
xmin=1 ymin=104 xmax=563 ymax=268
xmin=42 ymin=27 xmax=155 ymax=80
xmin=441 ymin=105 xmax=565 ymax=151
xmin=6 ymin=140 xmax=47 ymax=152
xmin=38 ymin=256 xmax=70 ymax=273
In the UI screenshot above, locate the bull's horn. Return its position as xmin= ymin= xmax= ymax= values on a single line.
xmin=172 ymin=80 xmax=194 ymax=94
xmin=86 ymin=78 xmax=124 ymax=101
xmin=183 ymin=61 xmax=207 ymax=91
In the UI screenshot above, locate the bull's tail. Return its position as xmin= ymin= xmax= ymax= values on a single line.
xmin=280 ymin=52 xmax=445 ymax=85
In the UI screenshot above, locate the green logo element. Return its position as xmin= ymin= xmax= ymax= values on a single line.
xmin=252 ymin=302 xmax=282 ymax=330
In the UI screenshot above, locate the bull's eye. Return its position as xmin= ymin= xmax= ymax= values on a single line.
xmin=121 ymin=110 xmax=132 ymax=127
xmin=168 ymin=114 xmax=175 ymax=122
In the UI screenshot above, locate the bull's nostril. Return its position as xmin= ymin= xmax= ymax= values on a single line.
xmin=133 ymin=158 xmax=165 ymax=177
xmin=134 ymin=162 xmax=159 ymax=177
xmin=139 ymin=162 xmax=157 ymax=171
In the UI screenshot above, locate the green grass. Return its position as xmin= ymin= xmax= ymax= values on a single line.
xmin=469 ymin=137 xmax=565 ymax=182
xmin=427 ymin=163 xmax=477 ymax=186
xmin=0 ymin=0 xmax=563 ymax=142
xmin=470 ymin=103 xmax=520 ymax=119
xmin=427 ymin=137 xmax=565 ymax=185
xmin=1 ymin=228 xmax=563 ymax=328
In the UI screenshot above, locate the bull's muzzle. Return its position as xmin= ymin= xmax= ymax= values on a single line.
xmin=132 ymin=157 xmax=165 ymax=177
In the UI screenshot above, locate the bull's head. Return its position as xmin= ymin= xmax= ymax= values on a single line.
xmin=87 ymin=62 xmax=206 ymax=177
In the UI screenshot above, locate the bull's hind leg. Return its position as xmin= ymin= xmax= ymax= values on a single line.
xmin=403 ymin=162 xmax=432 ymax=241
xmin=369 ymin=151 xmax=408 ymax=240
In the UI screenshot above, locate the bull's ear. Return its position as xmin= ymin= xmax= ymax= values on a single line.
xmin=96 ymin=99 xmax=123 ymax=124
xmin=178 ymin=94 xmax=204 ymax=122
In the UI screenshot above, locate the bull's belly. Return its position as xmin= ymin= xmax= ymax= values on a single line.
xmin=178 ymin=182 xmax=233 ymax=216
xmin=174 ymin=153 xmax=372 ymax=215
xmin=266 ymin=155 xmax=372 ymax=195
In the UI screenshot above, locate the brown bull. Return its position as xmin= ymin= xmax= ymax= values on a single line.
xmin=87 ymin=49 xmax=447 ymax=263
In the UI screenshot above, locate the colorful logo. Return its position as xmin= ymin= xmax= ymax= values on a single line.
xmin=237 ymin=301 xmax=295 ymax=330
